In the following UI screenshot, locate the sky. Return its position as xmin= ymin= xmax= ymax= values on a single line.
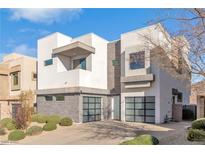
xmin=0 ymin=8 xmax=184 ymax=61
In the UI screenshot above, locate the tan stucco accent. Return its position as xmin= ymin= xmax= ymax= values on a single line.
xmin=0 ymin=53 xmax=37 ymax=119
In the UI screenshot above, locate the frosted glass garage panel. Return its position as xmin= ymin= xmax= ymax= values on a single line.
xmin=135 ymin=103 xmax=144 ymax=109
xmin=145 ymin=116 xmax=155 ymax=123
xmin=135 ymin=97 xmax=144 ymax=103
xmin=135 ymin=116 xmax=144 ymax=122
xmin=125 ymin=97 xmax=134 ymax=102
xmin=126 ymin=109 xmax=135 ymax=115
xmin=83 ymin=110 xmax=89 ymax=115
xmin=126 ymin=103 xmax=134 ymax=108
xmin=146 ymin=96 xmax=155 ymax=102
xmin=89 ymin=97 xmax=95 ymax=103
xmin=125 ymin=116 xmax=135 ymax=122
xmin=146 ymin=103 xmax=155 ymax=109
xmin=145 ymin=110 xmax=155 ymax=116
xmin=135 ymin=110 xmax=144 ymax=116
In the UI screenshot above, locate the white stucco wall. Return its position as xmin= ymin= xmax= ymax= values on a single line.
xmin=120 ymin=24 xmax=190 ymax=124
xmin=38 ymin=32 xmax=108 ymax=90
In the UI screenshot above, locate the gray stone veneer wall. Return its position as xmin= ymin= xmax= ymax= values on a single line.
xmin=37 ymin=94 xmax=80 ymax=122
xmin=37 ymin=93 xmax=113 ymax=123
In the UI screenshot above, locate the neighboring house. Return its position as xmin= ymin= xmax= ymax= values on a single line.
xmin=0 ymin=53 xmax=37 ymax=119
xmin=37 ymin=23 xmax=191 ymax=124
xmin=190 ymin=81 xmax=205 ymax=119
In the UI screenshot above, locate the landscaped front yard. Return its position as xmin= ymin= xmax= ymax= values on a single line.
xmin=1 ymin=119 xmax=203 ymax=145
xmin=0 ymin=114 xmax=73 ymax=144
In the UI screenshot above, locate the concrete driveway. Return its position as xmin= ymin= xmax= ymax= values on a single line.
xmin=16 ymin=120 xmax=204 ymax=145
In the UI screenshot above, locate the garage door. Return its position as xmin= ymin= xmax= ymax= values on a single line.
xmin=125 ymin=96 xmax=155 ymax=123
xmin=83 ymin=96 xmax=101 ymax=122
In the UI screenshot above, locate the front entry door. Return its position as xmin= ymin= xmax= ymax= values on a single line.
xmin=12 ymin=104 xmax=21 ymax=119
xmin=113 ymin=96 xmax=120 ymax=120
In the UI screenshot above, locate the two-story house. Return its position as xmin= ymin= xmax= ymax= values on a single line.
xmin=0 ymin=53 xmax=37 ymax=119
xmin=37 ymin=23 xmax=191 ymax=124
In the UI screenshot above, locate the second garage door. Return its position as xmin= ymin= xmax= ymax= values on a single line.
xmin=125 ymin=96 xmax=155 ymax=123
xmin=83 ymin=96 xmax=101 ymax=123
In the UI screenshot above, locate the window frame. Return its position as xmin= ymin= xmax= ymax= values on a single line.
xmin=55 ymin=95 xmax=65 ymax=101
xmin=129 ymin=51 xmax=145 ymax=70
xmin=45 ymin=96 xmax=53 ymax=101
xmin=10 ymin=71 xmax=20 ymax=91
xmin=44 ymin=59 xmax=53 ymax=66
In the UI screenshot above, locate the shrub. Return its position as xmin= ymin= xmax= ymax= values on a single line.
xmin=0 ymin=118 xmax=14 ymax=127
xmin=26 ymin=126 xmax=43 ymax=136
xmin=183 ymin=109 xmax=194 ymax=120
xmin=6 ymin=122 xmax=16 ymax=130
xmin=59 ymin=117 xmax=73 ymax=126
xmin=8 ymin=130 xmax=25 ymax=141
xmin=15 ymin=90 xmax=34 ymax=129
xmin=191 ymin=118 xmax=205 ymax=130
xmin=187 ymin=129 xmax=205 ymax=141
xmin=120 ymin=134 xmax=159 ymax=145
xmin=43 ymin=123 xmax=57 ymax=131
xmin=0 ymin=127 xmax=6 ymax=135
xmin=46 ymin=115 xmax=61 ymax=124
xmin=37 ymin=115 xmax=49 ymax=123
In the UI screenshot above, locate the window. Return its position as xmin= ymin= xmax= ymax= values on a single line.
xmin=13 ymin=73 xmax=19 ymax=85
xmin=11 ymin=71 xmax=20 ymax=91
xmin=129 ymin=51 xmax=145 ymax=70
xmin=56 ymin=95 xmax=65 ymax=101
xmin=177 ymin=92 xmax=183 ymax=102
xmin=73 ymin=58 xmax=86 ymax=70
xmin=44 ymin=59 xmax=53 ymax=66
xmin=45 ymin=96 xmax=53 ymax=101
xmin=32 ymin=72 xmax=37 ymax=80
xmin=112 ymin=60 xmax=120 ymax=66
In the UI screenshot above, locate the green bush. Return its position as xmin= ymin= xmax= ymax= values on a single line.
xmin=187 ymin=129 xmax=205 ymax=141
xmin=31 ymin=114 xmax=49 ymax=123
xmin=0 ymin=127 xmax=6 ymax=135
xmin=183 ymin=109 xmax=194 ymax=120
xmin=6 ymin=122 xmax=16 ymax=130
xmin=0 ymin=118 xmax=14 ymax=127
xmin=46 ymin=115 xmax=61 ymax=124
xmin=43 ymin=123 xmax=57 ymax=131
xmin=192 ymin=118 xmax=205 ymax=130
xmin=26 ymin=126 xmax=43 ymax=136
xmin=59 ymin=117 xmax=73 ymax=126
xmin=38 ymin=115 xmax=49 ymax=123
xmin=8 ymin=130 xmax=25 ymax=141
xmin=120 ymin=134 xmax=159 ymax=145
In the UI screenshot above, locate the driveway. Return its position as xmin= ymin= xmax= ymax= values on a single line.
xmin=15 ymin=120 xmax=204 ymax=145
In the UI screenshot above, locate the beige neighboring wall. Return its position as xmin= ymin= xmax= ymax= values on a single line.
xmin=0 ymin=64 xmax=9 ymax=100
xmin=0 ymin=53 xmax=37 ymax=119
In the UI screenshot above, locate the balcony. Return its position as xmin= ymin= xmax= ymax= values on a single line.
xmin=53 ymin=41 xmax=95 ymax=57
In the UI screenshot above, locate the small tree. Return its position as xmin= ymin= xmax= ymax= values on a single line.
xmin=15 ymin=90 xmax=34 ymax=129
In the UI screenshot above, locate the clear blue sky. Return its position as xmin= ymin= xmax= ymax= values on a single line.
xmin=0 ymin=8 xmax=182 ymax=60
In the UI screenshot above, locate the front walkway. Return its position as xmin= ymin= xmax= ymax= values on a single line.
xmin=11 ymin=120 xmax=205 ymax=145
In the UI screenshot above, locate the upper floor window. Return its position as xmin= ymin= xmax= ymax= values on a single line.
xmin=129 ymin=51 xmax=145 ymax=70
xmin=11 ymin=71 xmax=20 ymax=91
xmin=44 ymin=59 xmax=53 ymax=66
xmin=73 ymin=58 xmax=86 ymax=70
